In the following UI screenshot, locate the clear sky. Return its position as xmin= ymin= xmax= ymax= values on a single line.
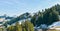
xmin=0 ymin=0 xmax=60 ymax=16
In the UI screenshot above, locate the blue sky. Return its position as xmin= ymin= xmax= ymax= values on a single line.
xmin=0 ymin=0 xmax=60 ymax=16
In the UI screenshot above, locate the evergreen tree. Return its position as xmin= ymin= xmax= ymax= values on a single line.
xmin=43 ymin=8 xmax=59 ymax=25
xmin=15 ymin=22 xmax=22 ymax=31
xmin=24 ymin=20 xmax=34 ymax=31
xmin=31 ymin=13 xmax=37 ymax=26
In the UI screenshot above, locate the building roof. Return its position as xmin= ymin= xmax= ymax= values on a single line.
xmin=48 ymin=21 xmax=60 ymax=29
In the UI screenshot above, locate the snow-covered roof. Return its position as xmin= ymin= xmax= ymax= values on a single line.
xmin=34 ymin=24 xmax=47 ymax=29
xmin=58 ymin=15 xmax=60 ymax=20
xmin=48 ymin=21 xmax=60 ymax=28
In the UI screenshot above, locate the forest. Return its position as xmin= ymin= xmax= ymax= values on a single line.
xmin=7 ymin=4 xmax=60 ymax=31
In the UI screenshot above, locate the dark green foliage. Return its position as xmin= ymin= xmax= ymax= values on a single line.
xmin=31 ymin=13 xmax=37 ymax=26
xmin=7 ymin=4 xmax=60 ymax=31
xmin=43 ymin=8 xmax=59 ymax=25
xmin=31 ymin=4 xmax=60 ymax=26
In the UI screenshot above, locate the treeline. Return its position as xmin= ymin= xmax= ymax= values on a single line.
xmin=7 ymin=20 xmax=34 ymax=31
xmin=7 ymin=4 xmax=60 ymax=31
xmin=31 ymin=4 xmax=60 ymax=26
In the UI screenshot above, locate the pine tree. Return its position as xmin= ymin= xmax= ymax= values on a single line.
xmin=15 ymin=22 xmax=22 ymax=31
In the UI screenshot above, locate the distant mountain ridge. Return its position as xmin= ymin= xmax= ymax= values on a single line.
xmin=2 ymin=4 xmax=60 ymax=28
xmin=5 ymin=12 xmax=31 ymax=25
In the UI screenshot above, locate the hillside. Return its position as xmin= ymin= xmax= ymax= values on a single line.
xmin=3 ymin=4 xmax=60 ymax=27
